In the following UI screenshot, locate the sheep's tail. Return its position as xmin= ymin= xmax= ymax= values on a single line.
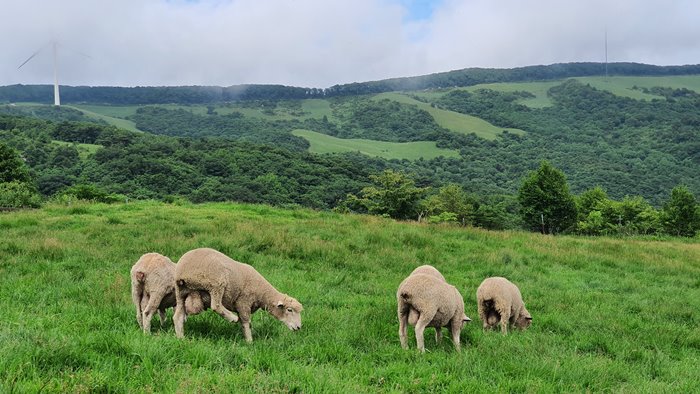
xmin=177 ymin=279 xmax=186 ymax=288
xmin=134 ymin=271 xmax=146 ymax=283
xmin=400 ymin=291 xmax=411 ymax=301
xmin=482 ymin=299 xmax=495 ymax=310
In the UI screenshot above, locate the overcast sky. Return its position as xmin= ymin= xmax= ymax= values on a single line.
xmin=2 ymin=0 xmax=699 ymax=88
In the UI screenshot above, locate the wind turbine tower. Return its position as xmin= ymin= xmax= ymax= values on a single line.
xmin=18 ymin=40 xmax=62 ymax=106
xmin=52 ymin=41 xmax=60 ymax=106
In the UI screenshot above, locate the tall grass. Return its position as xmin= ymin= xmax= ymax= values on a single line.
xmin=0 ymin=201 xmax=698 ymax=392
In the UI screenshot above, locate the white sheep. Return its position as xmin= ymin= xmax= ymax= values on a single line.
xmin=130 ymin=253 xmax=177 ymax=334
xmin=397 ymin=266 xmax=471 ymax=353
xmin=476 ymin=276 xmax=532 ymax=334
xmin=173 ymin=248 xmax=303 ymax=342
xmin=406 ymin=264 xmax=447 ymax=344
xmin=409 ymin=264 xmax=446 ymax=282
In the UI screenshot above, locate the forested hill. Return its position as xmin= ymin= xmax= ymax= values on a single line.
xmin=3 ymin=62 xmax=700 ymax=104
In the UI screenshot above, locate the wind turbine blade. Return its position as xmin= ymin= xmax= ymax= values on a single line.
xmin=17 ymin=50 xmax=41 ymax=69
xmin=57 ymin=42 xmax=91 ymax=60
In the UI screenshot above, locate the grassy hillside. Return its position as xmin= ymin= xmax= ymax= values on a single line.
xmin=373 ymin=92 xmax=525 ymax=139
xmin=1 ymin=201 xmax=699 ymax=392
xmin=292 ymin=129 xmax=460 ymax=160
xmin=412 ymin=75 xmax=700 ymax=108
xmin=66 ymin=105 xmax=142 ymax=132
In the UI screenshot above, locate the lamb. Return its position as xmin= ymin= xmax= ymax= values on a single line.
xmin=397 ymin=265 xmax=471 ymax=353
xmin=476 ymin=276 xmax=532 ymax=334
xmin=173 ymin=248 xmax=303 ymax=342
xmin=130 ymin=253 xmax=177 ymax=334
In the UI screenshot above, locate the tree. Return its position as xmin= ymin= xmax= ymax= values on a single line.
xmin=661 ymin=185 xmax=700 ymax=237
xmin=0 ymin=142 xmax=31 ymax=184
xmin=518 ymin=161 xmax=577 ymax=234
xmin=348 ymin=169 xmax=428 ymax=220
xmin=420 ymin=183 xmax=474 ymax=225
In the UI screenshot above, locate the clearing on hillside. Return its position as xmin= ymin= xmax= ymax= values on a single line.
xmin=292 ymin=129 xmax=460 ymax=160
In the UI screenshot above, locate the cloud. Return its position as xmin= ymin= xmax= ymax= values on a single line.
xmin=2 ymin=0 xmax=699 ymax=88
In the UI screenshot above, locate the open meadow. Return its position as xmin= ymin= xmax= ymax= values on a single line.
xmin=1 ymin=201 xmax=699 ymax=392
xmin=291 ymin=129 xmax=460 ymax=160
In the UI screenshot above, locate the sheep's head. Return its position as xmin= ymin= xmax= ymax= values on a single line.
xmin=515 ymin=309 xmax=532 ymax=330
xmin=461 ymin=313 xmax=472 ymax=327
xmin=273 ymin=296 xmax=303 ymax=331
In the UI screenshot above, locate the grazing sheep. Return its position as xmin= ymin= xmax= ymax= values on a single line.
xmin=410 ymin=264 xmax=446 ymax=282
xmin=397 ymin=267 xmax=471 ymax=353
xmin=173 ymin=248 xmax=303 ymax=342
xmin=407 ymin=264 xmax=447 ymax=344
xmin=476 ymin=277 xmax=532 ymax=334
xmin=130 ymin=253 xmax=177 ymax=334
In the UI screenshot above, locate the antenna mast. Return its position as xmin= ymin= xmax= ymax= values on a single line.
xmin=604 ymin=27 xmax=608 ymax=80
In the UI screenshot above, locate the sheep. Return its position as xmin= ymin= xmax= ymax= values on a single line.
xmin=409 ymin=264 xmax=446 ymax=282
xmin=130 ymin=253 xmax=177 ymax=334
xmin=173 ymin=248 xmax=303 ymax=342
xmin=397 ymin=266 xmax=471 ymax=353
xmin=476 ymin=276 xmax=532 ymax=334
xmin=406 ymin=264 xmax=447 ymax=344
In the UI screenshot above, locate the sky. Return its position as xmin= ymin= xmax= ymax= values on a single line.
xmin=2 ymin=0 xmax=699 ymax=88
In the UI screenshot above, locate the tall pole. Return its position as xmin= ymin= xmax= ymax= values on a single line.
xmin=52 ymin=41 xmax=60 ymax=106
xmin=604 ymin=27 xmax=608 ymax=80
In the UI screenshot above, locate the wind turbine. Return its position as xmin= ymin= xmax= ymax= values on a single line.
xmin=18 ymin=41 xmax=64 ymax=106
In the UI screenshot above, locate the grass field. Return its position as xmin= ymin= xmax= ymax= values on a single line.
xmin=373 ymin=92 xmax=525 ymax=139
xmin=412 ymin=75 xmax=700 ymax=108
xmin=0 ymin=201 xmax=699 ymax=392
xmin=292 ymin=129 xmax=460 ymax=160
xmin=51 ymin=140 xmax=102 ymax=159
xmin=67 ymin=105 xmax=142 ymax=132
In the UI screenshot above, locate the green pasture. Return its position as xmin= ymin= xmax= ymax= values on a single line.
xmin=292 ymin=129 xmax=460 ymax=160
xmin=373 ymin=92 xmax=525 ymax=139
xmin=67 ymin=105 xmax=142 ymax=132
xmin=51 ymin=140 xmax=102 ymax=159
xmin=412 ymin=75 xmax=700 ymax=108
xmin=0 ymin=201 xmax=698 ymax=392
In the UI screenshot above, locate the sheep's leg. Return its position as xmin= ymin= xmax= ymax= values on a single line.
xmin=238 ymin=309 xmax=253 ymax=342
xmin=414 ymin=313 xmax=434 ymax=353
xmin=209 ymin=287 xmax=239 ymax=323
xmin=478 ymin=300 xmax=489 ymax=332
xmin=397 ymin=302 xmax=409 ymax=349
xmin=142 ymin=291 xmax=165 ymax=334
xmin=499 ymin=308 xmax=511 ymax=335
xmin=450 ymin=320 xmax=462 ymax=352
xmin=173 ymin=288 xmax=187 ymax=339
xmin=435 ymin=328 xmax=442 ymax=344
xmin=131 ymin=283 xmax=144 ymax=330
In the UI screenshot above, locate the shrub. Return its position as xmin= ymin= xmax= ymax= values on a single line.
xmin=0 ymin=181 xmax=42 ymax=208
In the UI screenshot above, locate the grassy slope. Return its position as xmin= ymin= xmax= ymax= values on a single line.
xmin=1 ymin=201 xmax=699 ymax=392
xmin=51 ymin=140 xmax=102 ymax=159
xmin=292 ymin=129 xmax=460 ymax=160
xmin=374 ymin=92 xmax=526 ymax=139
xmin=67 ymin=105 xmax=142 ymax=132
xmin=413 ymin=75 xmax=700 ymax=108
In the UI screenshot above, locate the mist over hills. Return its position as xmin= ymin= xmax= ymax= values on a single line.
xmin=3 ymin=62 xmax=700 ymax=104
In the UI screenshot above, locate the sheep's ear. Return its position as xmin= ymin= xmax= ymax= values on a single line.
xmin=276 ymin=301 xmax=285 ymax=309
xmin=462 ymin=315 xmax=472 ymax=322
xmin=525 ymin=316 xmax=533 ymax=321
